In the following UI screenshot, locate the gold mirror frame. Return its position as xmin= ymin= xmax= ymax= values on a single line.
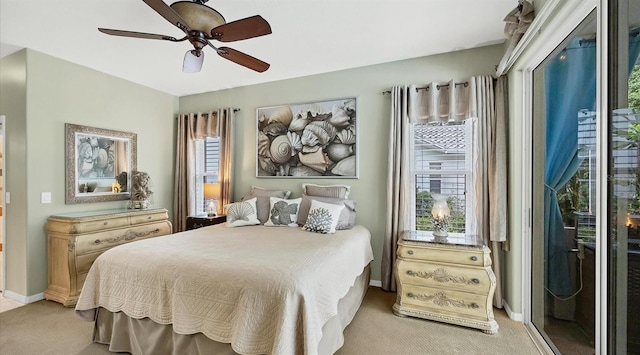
xmin=65 ymin=124 xmax=137 ymax=204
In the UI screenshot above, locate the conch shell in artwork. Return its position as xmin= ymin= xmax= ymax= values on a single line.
xmin=331 ymin=155 xmax=356 ymax=176
xmin=289 ymin=165 xmax=323 ymax=177
xmin=266 ymin=106 xmax=293 ymax=126
xmin=328 ymin=104 xmax=351 ymax=128
xmin=298 ymin=149 xmax=333 ymax=173
xmin=325 ymin=143 xmax=353 ymax=162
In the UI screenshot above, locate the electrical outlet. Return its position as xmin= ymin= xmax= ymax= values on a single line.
xmin=41 ymin=192 xmax=52 ymax=204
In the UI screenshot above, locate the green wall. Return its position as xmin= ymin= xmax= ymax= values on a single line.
xmin=0 ymin=49 xmax=179 ymax=299
xmin=179 ymin=44 xmax=505 ymax=285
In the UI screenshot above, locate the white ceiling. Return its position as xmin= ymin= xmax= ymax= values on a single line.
xmin=0 ymin=0 xmax=516 ymax=97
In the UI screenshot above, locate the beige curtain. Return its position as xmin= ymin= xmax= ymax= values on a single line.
xmin=384 ymin=77 xmax=509 ymax=306
xmin=173 ymin=108 xmax=235 ymax=232
xmin=468 ymin=75 xmax=508 ymax=308
xmin=381 ymin=86 xmax=412 ymax=292
xmin=497 ymin=0 xmax=535 ymax=75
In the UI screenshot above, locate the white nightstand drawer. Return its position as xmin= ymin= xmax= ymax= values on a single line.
xmin=399 ymin=284 xmax=490 ymax=321
xmin=397 ymin=244 xmax=489 ymax=267
xmin=396 ymin=259 xmax=494 ymax=294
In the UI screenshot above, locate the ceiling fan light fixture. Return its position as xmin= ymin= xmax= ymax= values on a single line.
xmin=183 ymin=50 xmax=204 ymax=73
xmin=170 ymin=1 xmax=225 ymax=33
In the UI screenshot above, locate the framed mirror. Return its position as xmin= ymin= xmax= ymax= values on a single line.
xmin=65 ymin=123 xmax=137 ymax=204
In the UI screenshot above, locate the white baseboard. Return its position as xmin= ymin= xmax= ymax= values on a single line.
xmin=369 ymin=279 xmax=382 ymax=287
xmin=3 ymin=290 xmax=44 ymax=304
xmin=503 ymin=299 xmax=524 ymax=322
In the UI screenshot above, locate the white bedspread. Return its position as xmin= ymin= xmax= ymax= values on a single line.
xmin=75 ymin=224 xmax=373 ymax=355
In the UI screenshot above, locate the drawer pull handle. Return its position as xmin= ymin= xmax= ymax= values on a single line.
xmin=406 ymin=270 xmax=414 ymax=276
xmin=472 ymin=278 xmax=480 ymax=284
xmin=103 ymin=222 xmax=108 ymax=225
xmin=470 ymin=303 xmax=479 ymax=309
xmin=407 ymin=250 xmax=414 ymax=255
xmin=148 ymin=216 xmax=152 ymax=219
xmin=470 ymin=256 xmax=478 ymax=261
xmin=407 ymin=292 xmax=414 ymax=297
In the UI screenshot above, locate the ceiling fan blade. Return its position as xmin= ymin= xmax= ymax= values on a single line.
xmin=217 ymin=47 xmax=270 ymax=72
xmin=211 ymin=15 xmax=272 ymax=42
xmin=98 ymin=28 xmax=178 ymax=41
xmin=143 ymin=0 xmax=191 ymax=34
xmin=183 ymin=50 xmax=204 ymax=73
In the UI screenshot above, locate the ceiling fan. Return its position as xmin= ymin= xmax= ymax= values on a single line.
xmin=98 ymin=0 xmax=271 ymax=73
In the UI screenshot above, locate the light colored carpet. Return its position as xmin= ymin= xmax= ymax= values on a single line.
xmin=0 ymin=287 xmax=541 ymax=355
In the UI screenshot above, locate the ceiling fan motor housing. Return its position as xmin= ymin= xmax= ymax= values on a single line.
xmin=170 ymin=1 xmax=225 ymax=33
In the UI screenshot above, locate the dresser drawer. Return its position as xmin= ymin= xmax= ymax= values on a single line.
xmin=48 ymin=216 xmax=130 ymax=235
xmin=397 ymin=259 xmax=493 ymax=294
xmin=130 ymin=210 xmax=168 ymax=225
xmin=397 ymin=244 xmax=489 ymax=267
xmin=74 ymin=221 xmax=171 ymax=256
xmin=399 ymin=284 xmax=490 ymax=321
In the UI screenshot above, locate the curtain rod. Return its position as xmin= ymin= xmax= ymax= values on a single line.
xmin=381 ymin=81 xmax=469 ymax=95
xmin=579 ymin=30 xmax=639 ymax=46
xmin=175 ymin=108 xmax=240 ymax=118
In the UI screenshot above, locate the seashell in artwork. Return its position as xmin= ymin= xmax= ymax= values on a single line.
xmin=302 ymin=145 xmax=320 ymax=154
xmin=298 ymin=149 xmax=333 ymax=173
xmin=295 ymin=104 xmax=329 ymax=121
xmin=335 ymin=128 xmax=356 ymax=145
xmin=262 ymin=122 xmax=288 ymax=137
xmin=289 ymin=165 xmax=323 ymax=177
xmin=288 ymin=115 xmax=309 ymax=132
xmin=257 ymin=131 xmax=271 ymax=157
xmin=270 ymin=135 xmax=293 ymax=164
xmin=331 ymin=155 xmax=356 ymax=176
xmin=227 ymin=201 xmax=256 ymax=223
xmin=301 ymin=121 xmax=337 ymax=147
xmin=258 ymin=155 xmax=277 ymax=175
xmin=342 ymin=99 xmax=356 ymax=116
xmin=287 ymin=131 xmax=303 ymax=151
xmin=325 ymin=143 xmax=354 ymax=162
xmin=266 ymin=106 xmax=293 ymax=126
xmin=328 ymin=104 xmax=351 ymax=128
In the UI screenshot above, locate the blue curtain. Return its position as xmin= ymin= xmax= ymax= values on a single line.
xmin=544 ymin=30 xmax=640 ymax=296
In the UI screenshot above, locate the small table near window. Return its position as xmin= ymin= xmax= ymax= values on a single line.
xmin=186 ymin=215 xmax=227 ymax=230
xmin=393 ymin=230 xmax=498 ymax=334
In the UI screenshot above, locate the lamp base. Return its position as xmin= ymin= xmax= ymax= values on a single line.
xmin=207 ymin=212 xmax=218 ymax=217
xmin=433 ymin=230 xmax=448 ymax=237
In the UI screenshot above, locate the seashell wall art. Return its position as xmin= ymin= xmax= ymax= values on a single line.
xmin=256 ymin=97 xmax=358 ymax=178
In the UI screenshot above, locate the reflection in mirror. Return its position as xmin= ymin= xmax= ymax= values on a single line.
xmin=65 ymin=124 xmax=137 ymax=204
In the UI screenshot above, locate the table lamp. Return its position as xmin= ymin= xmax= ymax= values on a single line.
xmin=203 ymin=183 xmax=221 ymax=217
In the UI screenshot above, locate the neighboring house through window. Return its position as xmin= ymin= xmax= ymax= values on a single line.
xmin=195 ymin=137 xmax=220 ymax=215
xmin=411 ymin=121 xmax=473 ymax=233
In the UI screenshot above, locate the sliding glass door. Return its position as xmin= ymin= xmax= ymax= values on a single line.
xmin=529 ymin=1 xmax=640 ymax=353
xmin=605 ymin=1 xmax=640 ymax=353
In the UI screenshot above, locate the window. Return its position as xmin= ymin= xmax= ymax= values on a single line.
xmin=411 ymin=121 xmax=473 ymax=233
xmin=194 ymin=137 xmax=220 ymax=214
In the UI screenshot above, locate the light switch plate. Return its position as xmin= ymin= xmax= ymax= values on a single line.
xmin=5 ymin=192 xmax=9 ymax=204
xmin=41 ymin=192 xmax=52 ymax=204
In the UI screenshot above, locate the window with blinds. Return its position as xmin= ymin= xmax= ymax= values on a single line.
xmin=411 ymin=121 xmax=472 ymax=233
xmin=195 ymin=137 xmax=220 ymax=214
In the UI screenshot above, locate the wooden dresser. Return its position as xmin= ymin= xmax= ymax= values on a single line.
xmin=45 ymin=208 xmax=172 ymax=306
xmin=393 ymin=230 xmax=498 ymax=334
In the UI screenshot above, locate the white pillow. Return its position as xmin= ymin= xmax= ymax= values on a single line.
xmin=264 ymin=197 xmax=302 ymax=227
xmin=225 ymin=197 xmax=260 ymax=227
xmin=302 ymin=199 xmax=345 ymax=234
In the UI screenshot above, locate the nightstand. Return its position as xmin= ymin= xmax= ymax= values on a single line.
xmin=186 ymin=215 xmax=227 ymax=230
xmin=393 ymin=230 xmax=498 ymax=334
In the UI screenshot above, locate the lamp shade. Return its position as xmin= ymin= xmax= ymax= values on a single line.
xmin=204 ymin=183 xmax=221 ymax=200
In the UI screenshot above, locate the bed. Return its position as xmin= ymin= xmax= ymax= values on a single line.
xmin=75 ymin=223 xmax=374 ymax=355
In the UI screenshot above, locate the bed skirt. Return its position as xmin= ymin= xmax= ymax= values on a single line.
xmin=91 ymin=264 xmax=371 ymax=355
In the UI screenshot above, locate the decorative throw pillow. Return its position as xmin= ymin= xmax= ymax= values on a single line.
xmin=242 ymin=195 xmax=271 ymax=224
xmin=302 ymin=183 xmax=351 ymax=199
xmin=264 ymin=197 xmax=302 ymax=227
xmin=302 ymin=199 xmax=345 ymax=234
xmin=250 ymin=185 xmax=292 ymax=198
xmin=225 ymin=197 xmax=260 ymax=227
xmin=297 ymin=196 xmax=356 ymax=230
